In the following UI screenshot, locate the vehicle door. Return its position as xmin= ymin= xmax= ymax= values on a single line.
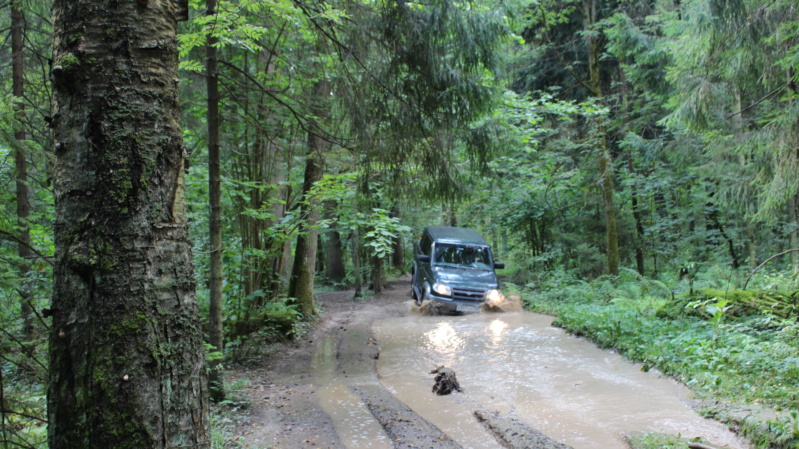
xmin=413 ymin=232 xmax=434 ymax=298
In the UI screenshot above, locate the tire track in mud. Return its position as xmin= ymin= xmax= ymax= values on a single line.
xmin=328 ymin=282 xmax=572 ymax=449
xmin=235 ymin=279 xmax=575 ymax=449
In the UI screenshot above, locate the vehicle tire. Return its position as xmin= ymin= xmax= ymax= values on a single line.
xmin=416 ymin=289 xmax=425 ymax=307
xmin=411 ymin=267 xmax=418 ymax=301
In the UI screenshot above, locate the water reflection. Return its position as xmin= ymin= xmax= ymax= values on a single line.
xmin=424 ymin=321 xmax=464 ymax=361
xmin=487 ymin=318 xmax=508 ymax=346
xmin=375 ymin=311 xmax=751 ymax=449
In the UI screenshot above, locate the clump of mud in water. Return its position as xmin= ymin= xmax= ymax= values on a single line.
xmin=482 ymin=294 xmax=523 ymax=313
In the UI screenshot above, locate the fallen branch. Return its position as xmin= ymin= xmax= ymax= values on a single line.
xmin=743 ymin=248 xmax=799 ymax=289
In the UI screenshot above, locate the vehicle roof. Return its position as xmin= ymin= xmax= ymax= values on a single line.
xmin=424 ymin=226 xmax=488 ymax=246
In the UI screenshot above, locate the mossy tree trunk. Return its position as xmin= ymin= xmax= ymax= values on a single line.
xmin=287 ymin=146 xmax=323 ymax=319
xmin=47 ymin=0 xmax=209 ymax=447
xmin=582 ymin=0 xmax=619 ymax=276
xmin=206 ymin=0 xmax=224 ymax=403
xmin=12 ymin=0 xmax=34 ymax=341
xmin=288 ymin=78 xmax=330 ymax=320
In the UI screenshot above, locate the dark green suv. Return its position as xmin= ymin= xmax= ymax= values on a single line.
xmin=411 ymin=226 xmax=504 ymax=313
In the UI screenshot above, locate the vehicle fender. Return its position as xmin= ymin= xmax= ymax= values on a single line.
xmin=421 ymin=281 xmax=432 ymax=298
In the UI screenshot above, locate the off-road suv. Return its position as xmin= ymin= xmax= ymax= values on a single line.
xmin=411 ymin=226 xmax=504 ymax=313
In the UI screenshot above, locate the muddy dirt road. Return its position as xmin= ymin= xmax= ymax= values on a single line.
xmin=231 ymin=278 xmax=751 ymax=449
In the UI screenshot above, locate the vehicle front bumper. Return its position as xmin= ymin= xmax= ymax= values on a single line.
xmin=425 ymin=292 xmax=485 ymax=313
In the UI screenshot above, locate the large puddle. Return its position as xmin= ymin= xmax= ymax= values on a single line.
xmin=373 ymin=307 xmax=752 ymax=449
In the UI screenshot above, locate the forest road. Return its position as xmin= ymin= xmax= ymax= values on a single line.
xmin=230 ymin=278 xmax=750 ymax=449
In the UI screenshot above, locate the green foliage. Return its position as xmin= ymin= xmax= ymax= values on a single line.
xmin=626 ymin=432 xmax=714 ymax=449
xmin=522 ymin=270 xmax=799 ymax=447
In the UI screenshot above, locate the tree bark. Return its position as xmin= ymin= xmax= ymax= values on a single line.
xmin=48 ymin=1 xmax=209 ymax=447
xmin=288 ymin=75 xmax=329 ymax=319
xmin=324 ymin=202 xmax=346 ymax=284
xmin=371 ymin=255 xmax=386 ymax=294
xmin=206 ymin=0 xmax=225 ymax=403
xmin=352 ymin=228 xmax=362 ymax=297
xmin=583 ymin=0 xmax=619 ymax=276
xmin=790 ymin=195 xmax=799 ymax=273
xmin=287 ymin=148 xmax=323 ymax=319
xmin=12 ymin=0 xmax=34 ymax=341
xmin=390 ymin=204 xmax=404 ymax=270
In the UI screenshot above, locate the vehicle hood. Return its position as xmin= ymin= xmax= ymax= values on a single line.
xmin=432 ymin=266 xmax=498 ymax=289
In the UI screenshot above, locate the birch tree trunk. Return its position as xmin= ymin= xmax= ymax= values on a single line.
xmin=48 ymin=0 xmax=209 ymax=447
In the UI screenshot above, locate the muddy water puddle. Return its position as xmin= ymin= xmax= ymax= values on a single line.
xmin=312 ymin=336 xmax=393 ymax=449
xmin=373 ymin=307 xmax=751 ymax=449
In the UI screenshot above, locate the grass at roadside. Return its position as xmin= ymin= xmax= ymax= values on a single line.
xmin=515 ymin=268 xmax=799 ymax=448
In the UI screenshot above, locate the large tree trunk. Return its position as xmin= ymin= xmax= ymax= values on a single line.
xmin=12 ymin=0 xmax=34 ymax=341
xmin=287 ymin=65 xmax=330 ymax=318
xmin=206 ymin=0 xmax=225 ymax=403
xmin=287 ymin=149 xmax=323 ymax=319
xmin=48 ymin=1 xmax=209 ymax=448
xmin=583 ymin=0 xmax=619 ymax=276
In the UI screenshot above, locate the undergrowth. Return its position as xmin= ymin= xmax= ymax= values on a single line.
xmin=519 ymin=266 xmax=799 ymax=448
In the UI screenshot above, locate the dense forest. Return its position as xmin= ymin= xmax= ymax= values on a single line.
xmin=1 ymin=0 xmax=799 ymax=447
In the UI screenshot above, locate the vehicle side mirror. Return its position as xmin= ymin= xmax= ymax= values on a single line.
xmin=493 ymin=262 xmax=505 ymax=269
xmin=418 ymin=254 xmax=431 ymax=263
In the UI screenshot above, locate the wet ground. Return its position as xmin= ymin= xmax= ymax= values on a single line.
xmin=233 ymin=278 xmax=752 ymax=449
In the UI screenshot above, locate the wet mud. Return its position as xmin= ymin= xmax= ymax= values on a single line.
xmin=234 ymin=279 xmax=751 ymax=449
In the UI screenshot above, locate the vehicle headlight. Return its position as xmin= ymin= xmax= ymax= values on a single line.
xmin=485 ymin=289 xmax=504 ymax=304
xmin=432 ymin=283 xmax=452 ymax=296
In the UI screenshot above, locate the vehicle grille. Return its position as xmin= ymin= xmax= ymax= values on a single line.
xmin=451 ymin=287 xmax=486 ymax=302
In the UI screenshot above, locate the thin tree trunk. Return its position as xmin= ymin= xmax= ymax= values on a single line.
xmin=790 ymin=195 xmax=799 ymax=273
xmin=789 ymin=69 xmax=798 ymax=277
xmin=391 ymin=204 xmax=404 ymax=270
xmin=627 ymin=153 xmax=645 ymax=276
xmin=48 ymin=1 xmax=209 ymax=447
xmin=352 ymin=228 xmax=362 ymax=297
xmin=583 ymin=0 xmax=619 ymax=276
xmin=324 ymin=201 xmax=346 ymax=284
xmin=371 ymin=255 xmax=385 ymax=294
xmin=619 ymin=61 xmax=644 ymax=276
xmin=12 ymin=0 xmax=33 ymax=341
xmin=206 ymin=0 xmax=225 ymax=403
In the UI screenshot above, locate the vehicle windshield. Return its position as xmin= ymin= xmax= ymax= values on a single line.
xmin=433 ymin=243 xmax=492 ymax=270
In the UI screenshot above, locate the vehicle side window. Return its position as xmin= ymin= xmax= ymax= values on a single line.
xmin=420 ymin=234 xmax=432 ymax=256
